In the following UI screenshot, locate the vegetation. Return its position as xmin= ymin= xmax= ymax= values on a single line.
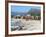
xmin=28 ymin=8 xmax=40 ymax=16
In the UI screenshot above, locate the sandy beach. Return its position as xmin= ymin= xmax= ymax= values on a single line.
xmin=11 ymin=19 xmax=41 ymax=31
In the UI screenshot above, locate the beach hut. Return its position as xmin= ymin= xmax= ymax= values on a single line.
xmin=35 ymin=16 xmax=39 ymax=20
xmin=16 ymin=15 xmax=21 ymax=19
xmin=25 ymin=14 xmax=31 ymax=20
xmin=31 ymin=16 xmax=34 ymax=20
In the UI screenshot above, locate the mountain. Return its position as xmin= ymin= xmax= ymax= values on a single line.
xmin=11 ymin=12 xmax=28 ymax=16
xmin=11 ymin=8 xmax=41 ymax=16
xmin=28 ymin=8 xmax=41 ymax=16
xmin=28 ymin=8 xmax=41 ymax=14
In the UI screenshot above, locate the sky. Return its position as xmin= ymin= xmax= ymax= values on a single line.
xmin=11 ymin=5 xmax=41 ymax=13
